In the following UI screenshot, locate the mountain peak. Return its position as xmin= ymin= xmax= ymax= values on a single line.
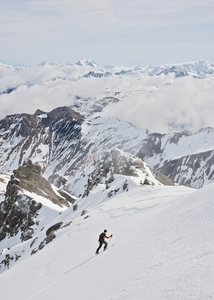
xmin=34 ymin=109 xmax=46 ymax=116
xmin=75 ymin=59 xmax=99 ymax=68
xmin=37 ymin=61 xmax=62 ymax=67
xmin=47 ymin=106 xmax=85 ymax=123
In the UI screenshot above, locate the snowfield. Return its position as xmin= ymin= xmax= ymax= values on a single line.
xmin=1 ymin=179 xmax=214 ymax=300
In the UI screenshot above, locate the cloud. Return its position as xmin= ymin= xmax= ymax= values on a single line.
xmin=98 ymin=76 xmax=214 ymax=133
xmin=1 ymin=0 xmax=214 ymax=66
xmin=0 ymin=0 xmax=115 ymax=31
xmin=0 ymin=65 xmax=214 ymax=134
xmin=110 ymin=0 xmax=214 ymax=28
xmin=2 ymin=0 xmax=214 ymax=38
xmin=0 ymin=64 xmax=113 ymax=118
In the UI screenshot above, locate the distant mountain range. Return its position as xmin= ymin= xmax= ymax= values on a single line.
xmin=1 ymin=59 xmax=214 ymax=76
xmin=1 ymin=59 xmax=214 ymax=131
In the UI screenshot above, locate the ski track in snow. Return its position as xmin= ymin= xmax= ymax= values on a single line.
xmin=24 ymin=242 xmax=115 ymax=300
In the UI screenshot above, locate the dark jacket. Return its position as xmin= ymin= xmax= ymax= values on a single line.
xmin=99 ymin=232 xmax=110 ymax=242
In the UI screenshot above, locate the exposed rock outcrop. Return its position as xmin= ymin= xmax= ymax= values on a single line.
xmin=0 ymin=161 xmax=75 ymax=244
xmin=76 ymin=149 xmax=174 ymax=198
xmin=13 ymin=160 xmax=73 ymax=207
xmin=0 ymin=176 xmax=42 ymax=242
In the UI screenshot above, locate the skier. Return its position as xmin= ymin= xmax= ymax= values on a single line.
xmin=96 ymin=229 xmax=113 ymax=254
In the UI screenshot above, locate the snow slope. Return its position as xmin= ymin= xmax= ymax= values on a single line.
xmin=1 ymin=178 xmax=213 ymax=300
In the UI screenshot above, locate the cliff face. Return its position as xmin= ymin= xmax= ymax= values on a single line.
xmin=13 ymin=160 xmax=73 ymax=207
xmin=0 ymin=106 xmax=85 ymax=173
xmin=0 ymin=160 xmax=75 ymax=244
xmin=0 ymin=176 xmax=42 ymax=242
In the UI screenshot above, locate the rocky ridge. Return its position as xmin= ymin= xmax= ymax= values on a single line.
xmin=0 ymin=106 xmax=85 ymax=173
xmin=1 ymin=107 xmax=214 ymax=189
xmin=0 ymin=160 xmax=76 ymax=272
xmin=0 ymin=160 xmax=74 ymax=241
xmin=61 ymin=149 xmax=174 ymax=198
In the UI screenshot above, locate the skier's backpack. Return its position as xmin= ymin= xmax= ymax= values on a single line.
xmin=98 ymin=232 xmax=105 ymax=242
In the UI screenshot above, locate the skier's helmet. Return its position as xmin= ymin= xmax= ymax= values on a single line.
xmin=104 ymin=229 xmax=107 ymax=232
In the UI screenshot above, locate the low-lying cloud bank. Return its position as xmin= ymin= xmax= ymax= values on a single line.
xmin=0 ymin=64 xmax=214 ymax=134
xmin=98 ymin=76 xmax=214 ymax=133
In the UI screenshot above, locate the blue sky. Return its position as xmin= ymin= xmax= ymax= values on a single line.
xmin=1 ymin=0 xmax=214 ymax=66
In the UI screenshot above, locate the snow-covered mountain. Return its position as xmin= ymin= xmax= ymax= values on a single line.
xmin=75 ymin=58 xmax=99 ymax=68
xmin=1 ymin=106 xmax=214 ymax=189
xmin=146 ymin=61 xmax=214 ymax=77
xmin=63 ymin=148 xmax=174 ymax=198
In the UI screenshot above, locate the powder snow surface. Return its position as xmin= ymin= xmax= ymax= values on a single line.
xmin=0 ymin=182 xmax=214 ymax=300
